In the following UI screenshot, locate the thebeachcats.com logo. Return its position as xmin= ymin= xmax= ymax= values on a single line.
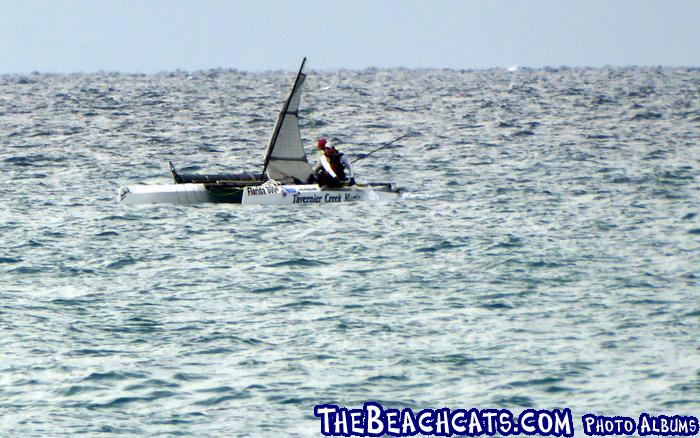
xmin=313 ymin=402 xmax=700 ymax=437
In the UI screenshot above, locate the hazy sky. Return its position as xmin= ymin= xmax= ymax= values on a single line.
xmin=1 ymin=0 xmax=698 ymax=73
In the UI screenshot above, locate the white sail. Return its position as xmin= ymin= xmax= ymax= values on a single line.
xmin=261 ymin=58 xmax=313 ymax=182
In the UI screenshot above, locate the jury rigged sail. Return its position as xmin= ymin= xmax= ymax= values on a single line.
xmin=261 ymin=58 xmax=314 ymax=182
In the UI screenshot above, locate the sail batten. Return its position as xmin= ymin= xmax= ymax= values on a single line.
xmin=261 ymin=58 xmax=313 ymax=182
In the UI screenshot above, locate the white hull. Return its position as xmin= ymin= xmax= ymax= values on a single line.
xmin=118 ymin=183 xmax=399 ymax=206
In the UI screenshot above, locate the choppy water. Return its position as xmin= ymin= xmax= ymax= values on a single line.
xmin=1 ymin=66 xmax=699 ymax=436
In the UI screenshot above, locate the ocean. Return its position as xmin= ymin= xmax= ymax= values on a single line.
xmin=1 ymin=66 xmax=699 ymax=436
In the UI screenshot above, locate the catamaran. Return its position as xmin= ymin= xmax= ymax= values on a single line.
xmin=118 ymin=58 xmax=401 ymax=205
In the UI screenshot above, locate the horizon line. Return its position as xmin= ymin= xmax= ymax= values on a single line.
xmin=2 ymin=63 xmax=699 ymax=76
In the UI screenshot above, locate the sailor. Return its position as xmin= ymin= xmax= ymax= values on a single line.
xmin=313 ymin=138 xmax=356 ymax=187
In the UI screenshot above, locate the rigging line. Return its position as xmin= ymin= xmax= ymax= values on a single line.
xmin=351 ymin=132 xmax=411 ymax=164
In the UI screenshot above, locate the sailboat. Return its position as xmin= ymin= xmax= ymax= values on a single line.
xmin=118 ymin=58 xmax=400 ymax=205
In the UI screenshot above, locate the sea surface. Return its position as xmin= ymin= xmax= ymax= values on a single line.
xmin=1 ymin=66 xmax=699 ymax=436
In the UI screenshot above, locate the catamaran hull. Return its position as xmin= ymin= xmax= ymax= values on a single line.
xmin=118 ymin=183 xmax=400 ymax=206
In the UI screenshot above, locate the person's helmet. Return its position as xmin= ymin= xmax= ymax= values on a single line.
xmin=317 ymin=138 xmax=327 ymax=149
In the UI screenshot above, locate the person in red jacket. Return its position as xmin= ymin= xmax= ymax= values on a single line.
xmin=313 ymin=138 xmax=356 ymax=187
